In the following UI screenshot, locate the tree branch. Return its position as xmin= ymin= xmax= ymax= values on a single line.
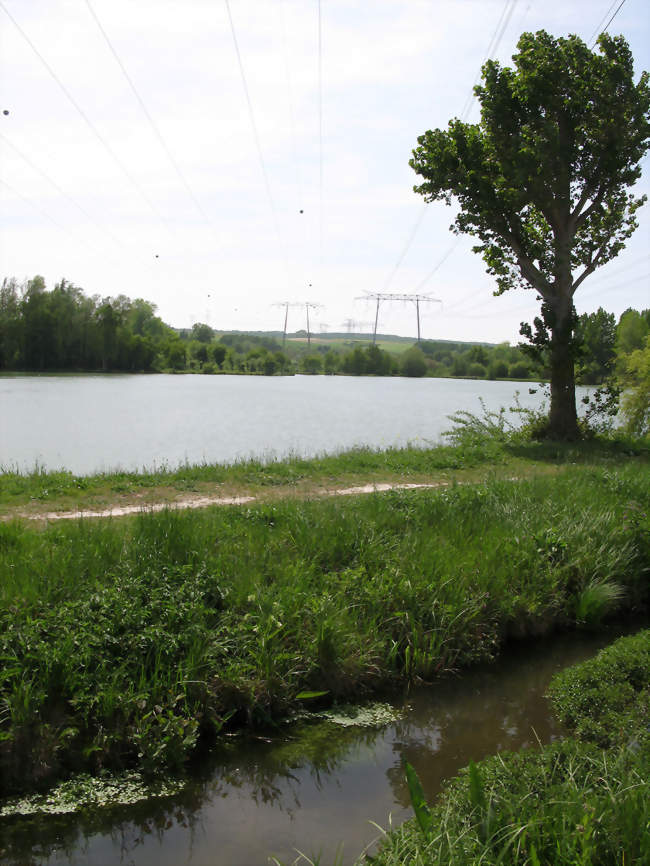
xmin=572 ymin=187 xmax=609 ymax=232
xmin=498 ymin=219 xmax=554 ymax=295
xmin=571 ymin=244 xmax=608 ymax=293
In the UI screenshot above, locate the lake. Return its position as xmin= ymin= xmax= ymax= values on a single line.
xmin=0 ymin=373 xmax=563 ymax=475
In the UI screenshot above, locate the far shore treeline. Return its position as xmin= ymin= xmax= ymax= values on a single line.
xmin=1 ymin=275 xmax=648 ymax=383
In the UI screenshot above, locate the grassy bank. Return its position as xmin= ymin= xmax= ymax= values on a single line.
xmin=0 ymin=432 xmax=646 ymax=519
xmin=365 ymin=629 xmax=649 ymax=865
xmin=1 ymin=450 xmax=648 ymax=797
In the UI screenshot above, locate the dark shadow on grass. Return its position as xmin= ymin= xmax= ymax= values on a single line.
xmin=504 ymin=436 xmax=650 ymax=465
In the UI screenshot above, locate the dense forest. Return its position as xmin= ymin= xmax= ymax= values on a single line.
xmin=1 ymin=276 xmax=648 ymax=388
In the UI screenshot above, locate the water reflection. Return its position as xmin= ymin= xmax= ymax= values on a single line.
xmin=1 ymin=627 xmax=634 ymax=866
xmin=385 ymin=642 xmax=577 ymax=811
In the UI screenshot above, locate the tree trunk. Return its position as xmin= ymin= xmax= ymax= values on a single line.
xmin=548 ymin=304 xmax=579 ymax=440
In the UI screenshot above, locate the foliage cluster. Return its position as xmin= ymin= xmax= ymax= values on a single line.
xmin=4 ymin=276 xmax=646 ymax=389
xmin=548 ymin=628 xmax=650 ymax=749
xmin=620 ymin=334 xmax=650 ymax=437
xmin=0 ymin=462 xmax=648 ymax=797
xmin=367 ymin=630 xmax=650 ymax=865
xmin=0 ymin=276 xmax=177 ymax=372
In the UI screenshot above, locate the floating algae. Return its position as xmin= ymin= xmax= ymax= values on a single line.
xmin=0 ymin=705 xmax=401 ymax=819
xmin=315 ymin=701 xmax=404 ymax=728
xmin=0 ymin=771 xmax=184 ymax=817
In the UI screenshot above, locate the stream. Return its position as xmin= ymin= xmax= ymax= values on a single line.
xmin=1 ymin=626 xmax=633 ymax=866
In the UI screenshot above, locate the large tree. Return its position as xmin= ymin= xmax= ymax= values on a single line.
xmin=410 ymin=31 xmax=649 ymax=438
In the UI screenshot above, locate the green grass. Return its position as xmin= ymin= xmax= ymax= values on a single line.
xmin=362 ymin=630 xmax=650 ymax=865
xmin=1 ymin=432 xmax=647 ymax=517
xmin=0 ymin=441 xmax=505 ymax=514
xmin=1 ymin=458 xmax=648 ymax=797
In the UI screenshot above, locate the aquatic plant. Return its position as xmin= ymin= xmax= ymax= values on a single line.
xmin=0 ymin=771 xmax=183 ymax=817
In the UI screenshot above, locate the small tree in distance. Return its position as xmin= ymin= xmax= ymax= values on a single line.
xmin=410 ymin=32 xmax=649 ymax=439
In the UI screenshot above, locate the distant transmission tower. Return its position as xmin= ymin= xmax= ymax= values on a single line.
xmin=341 ymin=319 xmax=373 ymax=337
xmin=356 ymin=292 xmax=442 ymax=343
xmin=303 ymin=301 xmax=323 ymax=346
xmin=273 ymin=300 xmax=323 ymax=346
xmin=273 ymin=301 xmax=298 ymax=346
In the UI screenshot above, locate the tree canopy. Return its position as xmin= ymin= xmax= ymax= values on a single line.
xmin=410 ymin=31 xmax=650 ymax=438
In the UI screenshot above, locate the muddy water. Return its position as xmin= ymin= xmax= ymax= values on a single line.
xmin=2 ymin=628 xmax=631 ymax=866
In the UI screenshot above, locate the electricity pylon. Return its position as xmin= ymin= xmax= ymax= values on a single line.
xmin=355 ymin=292 xmax=442 ymax=343
xmin=341 ymin=319 xmax=373 ymax=337
xmin=303 ymin=301 xmax=323 ymax=346
xmin=273 ymin=300 xmax=323 ymax=346
xmin=273 ymin=301 xmax=299 ymax=346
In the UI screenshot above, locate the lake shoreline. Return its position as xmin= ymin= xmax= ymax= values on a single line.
xmin=4 ymin=431 xmax=644 ymax=519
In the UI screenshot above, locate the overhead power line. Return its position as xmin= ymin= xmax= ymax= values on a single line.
xmin=279 ymin=0 xmax=304 ymax=211
xmin=0 ymin=0 xmax=173 ymax=237
xmin=83 ymin=0 xmax=220 ymax=238
xmin=413 ymin=236 xmax=462 ymax=292
xmin=0 ymin=131 xmax=132 ymax=254
xmin=223 ymin=0 xmax=290 ymax=288
xmin=459 ymin=0 xmax=519 ymax=122
xmin=382 ymin=205 xmax=428 ymax=292
xmin=379 ymin=0 xmax=519 ymax=300
xmin=0 ymin=176 xmax=118 ymax=261
xmin=317 ymin=0 xmax=323 ymax=268
xmin=587 ymin=1 xmax=620 ymax=45
xmin=589 ymin=0 xmax=628 ymax=47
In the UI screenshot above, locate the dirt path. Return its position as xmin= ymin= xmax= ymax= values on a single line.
xmin=10 ymin=481 xmax=451 ymax=521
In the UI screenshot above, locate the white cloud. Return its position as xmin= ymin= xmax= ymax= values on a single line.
xmin=1 ymin=0 xmax=648 ymax=341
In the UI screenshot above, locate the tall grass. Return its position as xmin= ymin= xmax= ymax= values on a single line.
xmin=1 ymin=463 xmax=648 ymax=795
xmin=370 ymin=629 xmax=650 ymax=866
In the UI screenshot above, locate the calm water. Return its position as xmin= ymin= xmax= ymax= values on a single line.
xmin=1 ymin=627 xmax=633 ymax=866
xmin=0 ymin=374 xmax=562 ymax=474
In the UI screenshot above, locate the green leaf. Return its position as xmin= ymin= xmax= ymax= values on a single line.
xmin=469 ymin=760 xmax=486 ymax=811
xmin=404 ymin=761 xmax=433 ymax=838
xmin=295 ymin=690 xmax=329 ymax=700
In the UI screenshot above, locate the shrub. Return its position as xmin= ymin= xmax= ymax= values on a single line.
xmin=401 ymin=348 xmax=427 ymax=377
xmin=547 ymin=628 xmax=650 ymax=748
xmin=508 ymin=361 xmax=530 ymax=379
xmin=620 ymin=336 xmax=650 ymax=437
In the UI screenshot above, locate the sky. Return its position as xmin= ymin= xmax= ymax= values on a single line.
xmin=1 ymin=0 xmax=649 ymax=344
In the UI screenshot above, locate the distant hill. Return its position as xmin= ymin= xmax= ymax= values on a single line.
xmin=209 ymin=329 xmax=498 ymax=348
